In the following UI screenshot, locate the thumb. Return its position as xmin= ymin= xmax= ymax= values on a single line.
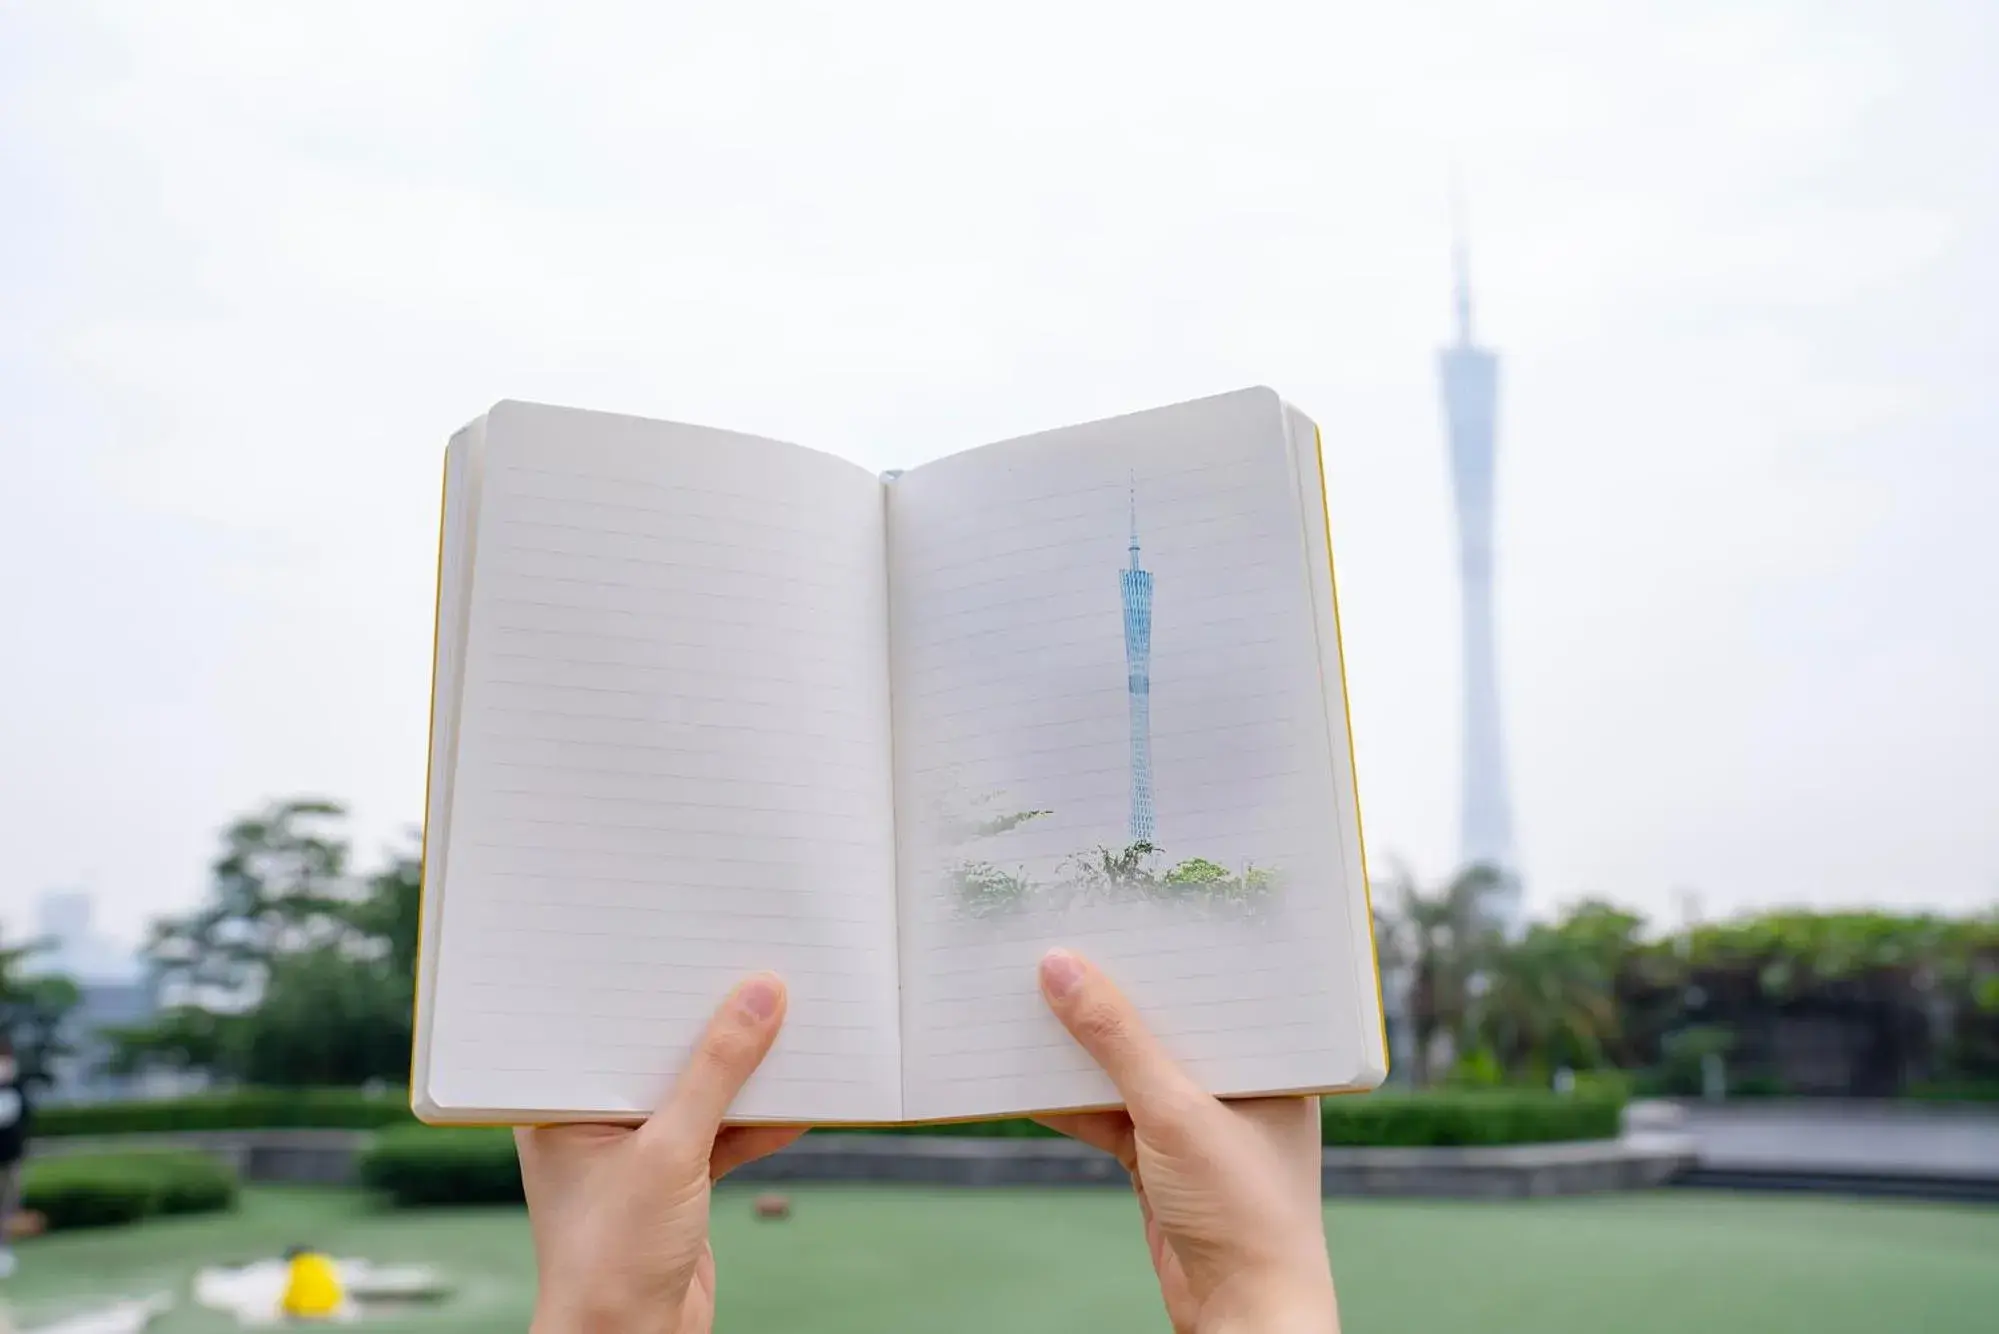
xmin=1039 ymin=949 xmax=1202 ymax=1124
xmin=651 ymin=973 xmax=787 ymax=1146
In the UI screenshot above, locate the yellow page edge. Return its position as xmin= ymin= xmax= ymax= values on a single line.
xmin=409 ymin=447 xmax=450 ymax=1121
xmin=1313 ymin=422 xmax=1389 ymax=1076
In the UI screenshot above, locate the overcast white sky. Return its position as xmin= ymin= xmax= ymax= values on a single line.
xmin=3 ymin=0 xmax=1994 ymax=951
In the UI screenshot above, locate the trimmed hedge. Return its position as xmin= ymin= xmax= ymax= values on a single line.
xmin=361 ymin=1126 xmax=522 ymax=1207
xmin=55 ymin=1088 xmax=1626 ymax=1211
xmin=1907 ymin=1080 xmax=1999 ymax=1104
xmin=1319 ymin=1091 xmax=1622 ymax=1147
xmin=23 ymin=1151 xmax=239 ymax=1231
xmin=852 ymin=1092 xmax=1623 ymax=1148
xmin=357 ymin=1091 xmax=1623 ymax=1207
xmin=37 ymin=1088 xmax=414 ymax=1138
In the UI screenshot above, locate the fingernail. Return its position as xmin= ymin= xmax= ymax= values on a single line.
xmin=1040 ymin=949 xmax=1085 ymax=1000
xmin=736 ymin=975 xmax=782 ymax=1022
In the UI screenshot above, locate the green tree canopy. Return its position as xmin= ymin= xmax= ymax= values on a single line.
xmin=0 ymin=933 xmax=81 ymax=1088
xmin=111 ymin=798 xmax=421 ymax=1087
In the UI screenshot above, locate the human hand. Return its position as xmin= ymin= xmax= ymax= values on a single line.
xmin=1035 ymin=949 xmax=1338 ymax=1334
xmin=517 ymin=974 xmax=802 ymax=1334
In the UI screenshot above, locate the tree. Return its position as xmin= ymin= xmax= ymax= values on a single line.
xmin=112 ymin=799 xmax=424 ymax=1087
xmin=1614 ymin=908 xmax=1999 ymax=1095
xmin=239 ymin=834 xmax=423 ymax=1086
xmin=239 ymin=944 xmax=412 ymax=1086
xmin=100 ymin=1005 xmax=246 ymax=1079
xmin=144 ymin=798 xmax=356 ymax=1006
xmin=0 ymin=933 xmax=80 ymax=1089
xmin=1383 ymin=864 xmax=1507 ymax=1085
xmin=1475 ymin=919 xmax=1623 ymax=1078
xmin=349 ymin=841 xmax=423 ymax=985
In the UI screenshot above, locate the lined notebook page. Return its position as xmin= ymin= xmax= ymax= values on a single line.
xmin=413 ymin=422 xmax=484 ymax=1108
xmin=1285 ymin=404 xmax=1387 ymax=1081
xmin=424 ymin=402 xmax=902 ymax=1123
xmin=888 ymin=389 xmax=1373 ymax=1121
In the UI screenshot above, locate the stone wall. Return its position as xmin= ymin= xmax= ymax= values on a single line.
xmin=33 ymin=1129 xmax=1696 ymax=1198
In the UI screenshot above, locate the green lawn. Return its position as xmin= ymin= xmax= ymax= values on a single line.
xmin=5 ymin=1187 xmax=1996 ymax=1333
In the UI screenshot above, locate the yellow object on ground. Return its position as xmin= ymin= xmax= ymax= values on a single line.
xmin=281 ymin=1250 xmax=345 ymax=1319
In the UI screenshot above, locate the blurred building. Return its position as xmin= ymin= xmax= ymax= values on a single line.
xmin=34 ymin=889 xmax=139 ymax=985
xmin=28 ymin=890 xmax=184 ymax=1103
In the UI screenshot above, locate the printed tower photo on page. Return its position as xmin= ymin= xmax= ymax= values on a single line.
xmin=890 ymin=393 xmax=1355 ymax=1119
xmin=941 ymin=479 xmax=1281 ymax=921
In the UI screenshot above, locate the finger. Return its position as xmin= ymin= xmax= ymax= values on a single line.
xmin=710 ymin=1125 xmax=807 ymax=1180
xmin=1032 ymin=1111 xmax=1137 ymax=1169
xmin=1039 ymin=948 xmax=1204 ymax=1123
xmin=651 ymin=973 xmax=788 ymax=1144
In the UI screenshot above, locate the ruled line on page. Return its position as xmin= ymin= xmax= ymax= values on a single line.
xmin=482 ymin=594 xmax=866 ymax=648
xmin=480 ymin=648 xmax=878 ymax=696
xmin=459 ymin=971 xmax=886 ymax=993
xmin=895 ymin=524 xmax=1295 ymax=604
xmin=896 ymin=583 xmax=1296 ymax=656
xmin=490 ymin=533 xmax=871 ymax=585
xmin=479 ymin=758 xmax=872 ymax=795
xmin=497 ymin=461 xmax=873 ymax=531
xmin=495 ymin=519 xmax=875 ymax=574
xmin=466 ymin=708 xmax=880 ymax=750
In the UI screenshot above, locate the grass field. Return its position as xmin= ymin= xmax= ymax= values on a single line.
xmin=5 ymin=1187 xmax=1996 ymax=1332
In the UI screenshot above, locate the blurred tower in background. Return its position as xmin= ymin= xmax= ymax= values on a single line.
xmin=1438 ymin=200 xmax=1522 ymax=932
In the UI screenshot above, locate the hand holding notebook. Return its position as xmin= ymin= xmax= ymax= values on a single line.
xmin=413 ymin=387 xmax=1384 ymax=1124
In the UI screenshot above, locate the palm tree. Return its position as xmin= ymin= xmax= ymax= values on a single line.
xmin=1381 ymin=864 xmax=1507 ymax=1085
xmin=1475 ymin=923 xmax=1622 ymax=1078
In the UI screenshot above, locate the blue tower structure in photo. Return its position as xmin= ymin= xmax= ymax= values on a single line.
xmin=1121 ymin=479 xmax=1156 ymax=845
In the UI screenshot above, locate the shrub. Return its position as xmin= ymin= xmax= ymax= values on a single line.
xmin=853 ymin=1093 xmax=1621 ymax=1146
xmin=1570 ymin=1069 xmax=1634 ymax=1102
xmin=144 ymin=1153 xmax=241 ymax=1216
xmin=746 ymin=1094 xmax=1624 ymax=1152
xmin=36 ymin=1088 xmax=414 ymax=1138
xmin=1895 ymin=1088 xmax=1999 ymax=1104
xmin=788 ymin=1091 xmax=1621 ymax=1152
xmin=359 ymin=1090 xmax=1626 ymax=1208
xmin=1652 ymin=1025 xmax=1735 ymax=1096
xmin=1906 ymin=1080 xmax=1999 ymax=1104
xmin=1444 ymin=1048 xmax=1508 ymax=1089
xmin=1319 ymin=1090 xmax=1623 ymax=1147
xmin=23 ymin=1152 xmax=238 ymax=1231
xmin=360 ymin=1126 xmax=522 ymax=1207
xmin=21 ymin=1162 xmax=153 ymax=1230
xmin=1728 ymin=1074 xmax=1791 ymax=1098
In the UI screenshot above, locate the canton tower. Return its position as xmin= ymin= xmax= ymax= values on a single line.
xmin=1438 ymin=213 xmax=1521 ymax=929
xmin=1121 ymin=482 xmax=1156 ymax=844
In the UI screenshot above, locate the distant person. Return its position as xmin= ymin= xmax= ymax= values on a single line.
xmin=0 ymin=1036 xmax=29 ymax=1280
xmin=516 ymin=950 xmax=1339 ymax=1333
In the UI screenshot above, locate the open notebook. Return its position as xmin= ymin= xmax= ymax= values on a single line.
xmin=414 ymin=387 xmax=1385 ymax=1125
